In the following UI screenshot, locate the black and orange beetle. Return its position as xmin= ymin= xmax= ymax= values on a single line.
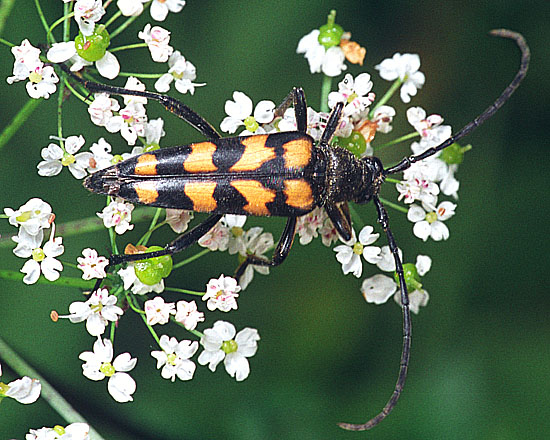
xmin=59 ymin=29 xmax=529 ymax=430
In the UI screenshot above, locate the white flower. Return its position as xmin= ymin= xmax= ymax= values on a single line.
xmin=37 ymin=135 xmax=92 ymax=179
xmin=296 ymin=207 xmax=325 ymax=245
xmin=407 ymin=201 xmax=456 ymax=241
xmin=237 ymin=227 xmax=274 ymax=289
xmin=203 ymin=274 xmax=241 ymax=312
xmin=372 ymin=105 xmax=396 ymax=134
xmin=47 ymin=41 xmax=120 ymax=80
xmin=174 ymin=300 xmax=204 ymax=330
xmin=74 ymin=0 xmax=105 ymax=36
xmin=105 ymin=100 xmax=148 ymax=145
xmin=407 ymin=107 xmax=452 ymax=147
xmin=165 ymin=209 xmax=194 ymax=233
xmin=198 ymin=321 xmax=260 ymax=381
xmin=138 ymin=24 xmax=173 ymax=62
xmin=24 ymin=422 xmax=90 ymax=440
xmin=88 ymin=93 xmax=121 ymax=126
xmin=198 ymin=222 xmax=230 ymax=251
xmin=144 ymin=296 xmax=175 ymax=325
xmin=362 ymin=255 xmax=431 ymax=314
xmin=117 ymin=0 xmax=148 ymax=17
xmin=150 ymin=0 xmax=186 ymax=21
xmin=25 ymin=64 xmax=59 ymax=99
xmin=222 ymin=214 xmax=247 ymax=255
xmin=375 ymin=245 xmax=403 ymax=272
xmin=88 ymin=138 xmax=114 ymax=172
xmin=79 ymin=338 xmax=137 ymax=403
xmin=154 ymin=51 xmax=204 ymax=94
xmin=4 ymin=197 xmax=52 ymax=236
xmin=333 ymin=226 xmax=381 ymax=278
xmin=328 ymin=73 xmax=375 ymax=117
xmin=118 ymin=265 xmax=165 ymax=295
xmin=296 ymin=29 xmax=347 ymax=77
xmin=6 ymin=39 xmax=41 ymax=84
xmin=145 ymin=117 xmax=165 ymax=145
xmin=151 ymin=335 xmax=198 ymax=381
xmin=396 ymin=162 xmax=440 ymax=205
xmin=220 ymin=91 xmax=275 ymax=135
xmin=97 ymin=199 xmax=134 ymax=234
xmin=64 ymin=288 xmax=123 ymax=336
xmin=375 ymin=53 xmax=425 ymax=103
xmin=17 ymin=229 xmax=64 ymax=285
xmin=1 ymin=364 xmax=41 ymax=404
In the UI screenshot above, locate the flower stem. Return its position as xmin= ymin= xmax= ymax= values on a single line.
xmin=33 ymin=0 xmax=50 ymax=36
xmin=0 ymin=270 xmax=95 ymax=289
xmin=373 ymin=131 xmax=419 ymax=152
xmin=0 ymin=98 xmax=42 ymax=152
xmin=173 ymin=248 xmax=210 ymax=269
xmin=369 ymin=78 xmax=403 ymax=118
xmin=379 ymin=197 xmax=408 ymax=214
xmin=320 ymin=74 xmax=332 ymax=113
xmin=0 ymin=0 xmax=16 ymax=36
xmin=0 ymin=336 xmax=106 ymax=440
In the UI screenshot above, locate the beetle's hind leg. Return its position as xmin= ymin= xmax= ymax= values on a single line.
xmin=234 ymin=217 xmax=297 ymax=282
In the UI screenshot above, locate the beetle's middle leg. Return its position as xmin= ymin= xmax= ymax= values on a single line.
xmin=235 ymin=217 xmax=298 ymax=280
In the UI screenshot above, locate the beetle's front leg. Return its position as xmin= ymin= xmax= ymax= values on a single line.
xmin=235 ymin=217 xmax=297 ymax=280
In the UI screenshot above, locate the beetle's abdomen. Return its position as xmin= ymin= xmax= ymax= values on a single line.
xmin=84 ymin=131 xmax=324 ymax=217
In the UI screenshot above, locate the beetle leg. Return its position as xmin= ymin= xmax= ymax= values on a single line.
xmin=339 ymin=196 xmax=411 ymax=431
xmin=324 ymin=202 xmax=352 ymax=242
xmin=234 ymin=216 xmax=297 ymax=280
xmin=57 ymin=63 xmax=221 ymax=140
xmin=273 ymin=87 xmax=308 ymax=134
xmin=108 ymin=213 xmax=223 ymax=266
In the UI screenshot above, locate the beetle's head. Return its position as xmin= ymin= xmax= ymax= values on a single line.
xmin=353 ymin=156 xmax=385 ymax=205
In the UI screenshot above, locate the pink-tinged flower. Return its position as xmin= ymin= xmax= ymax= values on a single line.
xmin=6 ymin=39 xmax=41 ymax=84
xmin=165 ymin=209 xmax=194 ymax=234
xmin=79 ymin=338 xmax=137 ymax=403
xmin=63 ymin=288 xmax=123 ymax=336
xmin=138 ymin=24 xmax=173 ymax=62
xmin=97 ymin=199 xmax=134 ymax=234
xmin=328 ymin=73 xmax=375 ymax=117
xmin=144 ymin=296 xmax=175 ymax=325
xmin=198 ymin=222 xmax=230 ymax=251
xmin=151 ymin=335 xmax=198 ymax=381
xmin=87 ymin=138 xmax=114 ymax=172
xmin=174 ymin=300 xmax=204 ymax=330
xmin=88 ymin=93 xmax=121 ymax=126
xmin=407 ymin=107 xmax=452 ymax=147
xmin=375 ymin=53 xmax=425 ymax=103
xmin=198 ymin=321 xmax=260 ymax=381
xmin=296 ymin=207 xmax=325 ymax=245
xmin=237 ymin=227 xmax=274 ymax=290
xmin=74 ymin=0 xmax=105 ymax=36
xmin=203 ymin=275 xmax=241 ymax=312
xmin=150 ymin=0 xmax=186 ymax=21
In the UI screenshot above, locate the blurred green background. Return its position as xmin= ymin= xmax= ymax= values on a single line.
xmin=0 ymin=1 xmax=548 ymax=439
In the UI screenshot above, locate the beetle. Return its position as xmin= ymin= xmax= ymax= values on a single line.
xmin=59 ymin=29 xmax=529 ymax=430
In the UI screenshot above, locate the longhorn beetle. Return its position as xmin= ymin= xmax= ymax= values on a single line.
xmin=59 ymin=29 xmax=529 ymax=430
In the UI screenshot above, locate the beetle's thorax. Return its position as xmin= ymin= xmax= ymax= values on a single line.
xmin=319 ymin=144 xmax=384 ymax=205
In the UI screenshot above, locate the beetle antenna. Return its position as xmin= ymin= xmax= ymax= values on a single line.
xmin=338 ymin=196 xmax=411 ymax=431
xmin=384 ymin=29 xmax=530 ymax=176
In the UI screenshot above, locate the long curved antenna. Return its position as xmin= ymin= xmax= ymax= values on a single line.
xmin=338 ymin=196 xmax=411 ymax=431
xmin=385 ymin=29 xmax=530 ymax=176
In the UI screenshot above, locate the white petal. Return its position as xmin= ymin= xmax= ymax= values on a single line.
xmin=21 ymin=259 xmax=41 ymax=284
xmin=47 ymin=42 xmax=76 ymax=63
xmin=413 ymin=221 xmax=431 ymax=241
xmin=254 ymin=100 xmax=275 ymax=123
xmin=224 ymin=352 xmax=250 ymax=381
xmin=113 ymin=352 xmax=137 ymax=372
xmin=407 ymin=204 xmax=426 ymax=222
xmin=429 ymin=221 xmax=449 ymax=241
xmin=225 ymin=91 xmax=252 ymax=120
xmin=415 ymin=255 xmax=432 ymax=276
xmin=361 ymin=274 xmax=397 ymax=304
xmin=108 ymin=372 xmax=136 ymax=402
xmin=96 ymin=52 xmax=120 ymax=80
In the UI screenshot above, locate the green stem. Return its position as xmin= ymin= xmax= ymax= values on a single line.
xmin=0 ymin=270 xmax=95 ymax=289
xmin=320 ymin=75 xmax=332 ymax=113
xmin=0 ymin=0 xmax=16 ymax=37
xmin=0 ymin=336 xmax=106 ymax=440
xmin=109 ymin=14 xmax=141 ymax=39
xmin=369 ymin=78 xmax=403 ymax=118
xmin=173 ymin=248 xmax=210 ymax=269
xmin=0 ymin=37 xmax=14 ymax=48
xmin=0 ymin=99 xmax=42 ymax=152
xmin=117 ymin=72 xmax=163 ymax=79
xmin=137 ymin=209 xmax=163 ymax=247
xmin=379 ymin=197 xmax=408 ymax=214
xmin=373 ymin=131 xmax=419 ymax=152
xmin=166 ymin=287 xmax=204 ymax=296
xmin=33 ymin=0 xmax=51 ymax=36
xmin=110 ymin=43 xmax=148 ymax=53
